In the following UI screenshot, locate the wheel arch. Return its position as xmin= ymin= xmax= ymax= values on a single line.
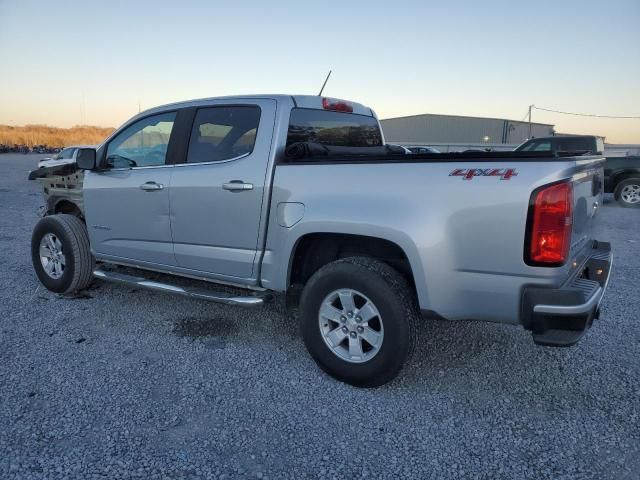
xmin=50 ymin=198 xmax=83 ymax=219
xmin=611 ymin=170 xmax=640 ymax=191
xmin=285 ymin=231 xmax=424 ymax=306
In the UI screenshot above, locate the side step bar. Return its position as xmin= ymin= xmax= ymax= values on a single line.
xmin=93 ymin=269 xmax=267 ymax=307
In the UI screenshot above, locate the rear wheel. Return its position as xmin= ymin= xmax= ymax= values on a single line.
xmin=614 ymin=178 xmax=640 ymax=207
xmin=300 ymin=257 xmax=418 ymax=387
xmin=31 ymin=214 xmax=94 ymax=293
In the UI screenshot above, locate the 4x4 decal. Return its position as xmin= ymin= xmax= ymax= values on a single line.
xmin=449 ymin=168 xmax=518 ymax=180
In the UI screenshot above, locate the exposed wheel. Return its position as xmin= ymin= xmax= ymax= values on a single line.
xmin=31 ymin=214 xmax=94 ymax=293
xmin=300 ymin=257 xmax=418 ymax=387
xmin=614 ymin=178 xmax=640 ymax=207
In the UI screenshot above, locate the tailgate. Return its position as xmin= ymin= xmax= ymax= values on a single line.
xmin=570 ymin=158 xmax=605 ymax=257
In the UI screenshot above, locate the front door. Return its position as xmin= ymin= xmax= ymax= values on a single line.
xmin=169 ymin=100 xmax=276 ymax=280
xmin=83 ymin=111 xmax=178 ymax=266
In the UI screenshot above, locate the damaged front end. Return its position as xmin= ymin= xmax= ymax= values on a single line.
xmin=28 ymin=163 xmax=85 ymax=217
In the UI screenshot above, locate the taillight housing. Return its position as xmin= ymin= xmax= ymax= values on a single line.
xmin=525 ymin=181 xmax=573 ymax=266
xmin=322 ymin=97 xmax=353 ymax=113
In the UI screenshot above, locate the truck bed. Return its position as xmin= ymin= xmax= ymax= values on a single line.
xmin=281 ymin=143 xmax=593 ymax=164
xmin=263 ymin=153 xmax=605 ymax=325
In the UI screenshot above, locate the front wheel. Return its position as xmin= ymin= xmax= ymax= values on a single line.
xmin=300 ymin=257 xmax=418 ymax=387
xmin=31 ymin=214 xmax=94 ymax=293
xmin=614 ymin=178 xmax=640 ymax=208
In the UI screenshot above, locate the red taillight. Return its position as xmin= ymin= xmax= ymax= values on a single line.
xmin=322 ymin=97 xmax=353 ymax=113
xmin=527 ymin=181 xmax=573 ymax=265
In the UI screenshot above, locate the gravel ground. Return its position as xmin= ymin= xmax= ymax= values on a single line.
xmin=1 ymin=153 xmax=639 ymax=480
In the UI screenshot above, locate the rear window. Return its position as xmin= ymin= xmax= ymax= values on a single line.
xmin=286 ymin=108 xmax=382 ymax=148
xmin=556 ymin=138 xmax=594 ymax=152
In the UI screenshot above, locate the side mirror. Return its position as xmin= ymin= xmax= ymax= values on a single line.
xmin=76 ymin=148 xmax=96 ymax=170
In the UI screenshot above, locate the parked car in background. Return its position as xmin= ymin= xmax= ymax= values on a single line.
xmin=515 ymin=136 xmax=639 ymax=207
xmin=515 ymin=135 xmax=604 ymax=155
xmin=386 ymin=144 xmax=413 ymax=154
xmin=38 ymin=146 xmax=94 ymax=168
xmin=406 ymin=145 xmax=440 ymax=154
xmin=604 ymin=155 xmax=640 ymax=207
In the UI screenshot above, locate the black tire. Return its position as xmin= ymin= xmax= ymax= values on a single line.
xmin=300 ymin=257 xmax=418 ymax=388
xmin=31 ymin=214 xmax=94 ymax=293
xmin=614 ymin=178 xmax=640 ymax=208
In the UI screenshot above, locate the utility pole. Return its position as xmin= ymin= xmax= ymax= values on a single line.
xmin=528 ymin=104 xmax=533 ymax=139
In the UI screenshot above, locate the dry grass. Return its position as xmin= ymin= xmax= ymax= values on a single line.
xmin=0 ymin=124 xmax=115 ymax=147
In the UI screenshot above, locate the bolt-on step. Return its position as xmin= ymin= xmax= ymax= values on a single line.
xmin=93 ymin=268 xmax=267 ymax=307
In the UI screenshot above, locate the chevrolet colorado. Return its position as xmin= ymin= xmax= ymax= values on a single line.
xmin=29 ymin=95 xmax=613 ymax=387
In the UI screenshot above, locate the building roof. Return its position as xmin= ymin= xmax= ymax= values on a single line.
xmin=381 ymin=112 xmax=554 ymax=127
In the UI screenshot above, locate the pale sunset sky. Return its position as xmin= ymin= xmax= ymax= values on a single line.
xmin=0 ymin=0 xmax=638 ymax=143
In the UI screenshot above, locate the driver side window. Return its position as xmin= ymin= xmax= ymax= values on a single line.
xmin=106 ymin=112 xmax=176 ymax=168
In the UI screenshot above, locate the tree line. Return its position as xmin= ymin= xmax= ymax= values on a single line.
xmin=0 ymin=124 xmax=115 ymax=149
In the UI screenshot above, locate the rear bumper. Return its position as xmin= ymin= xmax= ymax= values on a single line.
xmin=521 ymin=241 xmax=613 ymax=347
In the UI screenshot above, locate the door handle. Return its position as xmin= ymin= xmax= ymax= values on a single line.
xmin=139 ymin=181 xmax=164 ymax=191
xmin=223 ymin=180 xmax=254 ymax=191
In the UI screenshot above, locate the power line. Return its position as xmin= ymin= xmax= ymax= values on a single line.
xmin=532 ymin=105 xmax=640 ymax=119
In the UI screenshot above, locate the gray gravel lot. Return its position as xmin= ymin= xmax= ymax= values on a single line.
xmin=1 ymin=153 xmax=639 ymax=480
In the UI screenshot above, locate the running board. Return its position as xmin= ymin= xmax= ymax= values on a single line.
xmin=93 ymin=269 xmax=267 ymax=307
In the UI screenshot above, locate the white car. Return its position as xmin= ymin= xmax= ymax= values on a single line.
xmin=406 ymin=145 xmax=440 ymax=154
xmin=38 ymin=146 xmax=95 ymax=169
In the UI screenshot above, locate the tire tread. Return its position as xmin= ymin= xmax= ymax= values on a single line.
xmin=56 ymin=214 xmax=94 ymax=292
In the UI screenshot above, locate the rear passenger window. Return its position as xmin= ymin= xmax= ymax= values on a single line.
xmin=187 ymin=106 xmax=261 ymax=163
xmin=558 ymin=139 xmax=591 ymax=152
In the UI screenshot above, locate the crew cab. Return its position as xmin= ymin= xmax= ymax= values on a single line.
xmin=29 ymin=95 xmax=613 ymax=387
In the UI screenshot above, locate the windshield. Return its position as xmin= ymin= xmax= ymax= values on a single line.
xmin=53 ymin=147 xmax=76 ymax=160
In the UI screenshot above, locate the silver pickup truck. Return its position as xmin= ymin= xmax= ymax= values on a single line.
xmin=30 ymin=95 xmax=613 ymax=387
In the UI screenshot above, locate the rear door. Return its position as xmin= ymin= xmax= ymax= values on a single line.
xmin=169 ymin=99 xmax=276 ymax=280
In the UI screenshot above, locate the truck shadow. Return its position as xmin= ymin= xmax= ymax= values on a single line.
xmin=155 ymin=288 xmax=580 ymax=392
xmin=254 ymin=302 xmax=579 ymax=393
xmin=172 ymin=316 xmax=238 ymax=338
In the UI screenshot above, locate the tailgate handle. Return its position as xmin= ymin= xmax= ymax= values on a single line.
xmin=223 ymin=180 xmax=253 ymax=191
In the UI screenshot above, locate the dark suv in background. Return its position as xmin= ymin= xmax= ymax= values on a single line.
xmin=516 ymin=135 xmax=639 ymax=207
xmin=603 ymin=156 xmax=640 ymax=207
xmin=515 ymin=135 xmax=604 ymax=155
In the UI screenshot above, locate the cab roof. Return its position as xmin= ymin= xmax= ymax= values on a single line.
xmin=139 ymin=94 xmax=375 ymax=118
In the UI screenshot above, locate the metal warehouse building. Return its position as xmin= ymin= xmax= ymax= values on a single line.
xmin=380 ymin=113 xmax=555 ymax=152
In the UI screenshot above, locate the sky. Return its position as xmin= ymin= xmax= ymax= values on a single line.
xmin=0 ymin=0 xmax=639 ymax=143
